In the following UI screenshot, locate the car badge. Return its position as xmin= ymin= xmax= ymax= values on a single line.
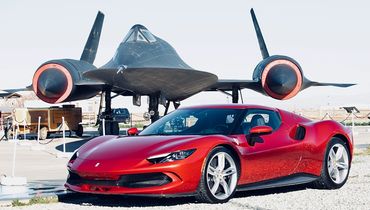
xmin=95 ymin=162 xmax=100 ymax=167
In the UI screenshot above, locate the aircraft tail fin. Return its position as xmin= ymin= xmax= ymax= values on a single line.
xmin=80 ymin=11 xmax=104 ymax=64
xmin=250 ymin=8 xmax=269 ymax=59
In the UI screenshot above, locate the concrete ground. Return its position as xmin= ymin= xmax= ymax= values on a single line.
xmin=0 ymin=128 xmax=129 ymax=182
xmin=0 ymin=133 xmax=95 ymax=182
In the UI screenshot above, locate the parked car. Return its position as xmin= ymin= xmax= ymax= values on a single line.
xmin=112 ymin=108 xmax=130 ymax=124
xmin=66 ymin=104 xmax=353 ymax=203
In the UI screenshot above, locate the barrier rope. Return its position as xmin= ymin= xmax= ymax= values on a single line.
xmin=298 ymin=111 xmax=370 ymax=124
xmin=38 ymin=123 xmax=66 ymax=145
xmin=320 ymin=112 xmax=370 ymax=123
xmin=6 ymin=119 xmax=67 ymax=145
xmin=353 ymin=112 xmax=370 ymax=119
xmin=339 ymin=113 xmax=352 ymax=123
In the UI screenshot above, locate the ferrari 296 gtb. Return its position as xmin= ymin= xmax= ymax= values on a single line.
xmin=66 ymin=104 xmax=353 ymax=203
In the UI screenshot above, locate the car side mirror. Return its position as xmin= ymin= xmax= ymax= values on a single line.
xmin=247 ymin=126 xmax=273 ymax=146
xmin=250 ymin=125 xmax=273 ymax=136
xmin=127 ymin=127 xmax=139 ymax=136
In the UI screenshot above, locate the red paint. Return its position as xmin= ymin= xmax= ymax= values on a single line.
xmin=250 ymin=125 xmax=273 ymax=135
xmin=66 ymin=105 xmax=353 ymax=195
xmin=127 ymin=127 xmax=139 ymax=136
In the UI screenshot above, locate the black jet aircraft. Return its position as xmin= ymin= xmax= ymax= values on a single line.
xmin=9 ymin=9 xmax=354 ymax=135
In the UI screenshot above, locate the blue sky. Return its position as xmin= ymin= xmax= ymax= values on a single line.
xmin=0 ymin=0 xmax=369 ymax=112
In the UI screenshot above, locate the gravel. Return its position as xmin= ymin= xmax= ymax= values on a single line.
xmin=3 ymin=154 xmax=370 ymax=210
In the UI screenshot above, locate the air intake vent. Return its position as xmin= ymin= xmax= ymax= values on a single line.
xmin=294 ymin=125 xmax=306 ymax=140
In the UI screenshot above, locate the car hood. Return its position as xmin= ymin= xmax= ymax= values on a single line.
xmin=78 ymin=135 xmax=203 ymax=161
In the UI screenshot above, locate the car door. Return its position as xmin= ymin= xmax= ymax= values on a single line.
xmin=235 ymin=109 xmax=303 ymax=185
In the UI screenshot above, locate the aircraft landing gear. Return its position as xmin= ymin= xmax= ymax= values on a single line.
xmin=232 ymin=86 xmax=239 ymax=103
xmin=98 ymin=88 xmax=120 ymax=135
xmin=149 ymin=94 xmax=181 ymax=123
xmin=98 ymin=120 xmax=119 ymax=136
xmin=148 ymin=94 xmax=160 ymax=123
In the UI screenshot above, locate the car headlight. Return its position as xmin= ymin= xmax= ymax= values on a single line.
xmin=147 ymin=149 xmax=196 ymax=164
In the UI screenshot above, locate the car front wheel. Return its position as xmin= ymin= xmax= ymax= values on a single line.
xmin=196 ymin=146 xmax=239 ymax=203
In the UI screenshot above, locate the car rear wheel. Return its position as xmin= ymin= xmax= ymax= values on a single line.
xmin=313 ymin=137 xmax=350 ymax=189
xmin=196 ymin=146 xmax=239 ymax=203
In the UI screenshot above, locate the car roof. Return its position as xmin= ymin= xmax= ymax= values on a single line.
xmin=179 ymin=104 xmax=278 ymax=111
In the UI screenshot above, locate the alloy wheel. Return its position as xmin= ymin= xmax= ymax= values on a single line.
xmin=206 ymin=152 xmax=238 ymax=200
xmin=327 ymin=143 xmax=349 ymax=184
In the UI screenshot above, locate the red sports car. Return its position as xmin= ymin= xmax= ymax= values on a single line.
xmin=66 ymin=104 xmax=353 ymax=203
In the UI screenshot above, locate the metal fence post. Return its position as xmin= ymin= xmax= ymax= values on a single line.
xmin=37 ymin=116 xmax=41 ymax=144
xmin=23 ymin=120 xmax=26 ymax=140
xmin=12 ymin=124 xmax=19 ymax=177
xmin=62 ymin=117 xmax=66 ymax=153
xmin=130 ymin=113 xmax=133 ymax=128
xmin=102 ymin=118 xmax=105 ymax=136
xmin=351 ymin=110 xmax=355 ymax=134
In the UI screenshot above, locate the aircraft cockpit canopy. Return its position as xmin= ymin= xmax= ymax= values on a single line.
xmin=123 ymin=25 xmax=157 ymax=43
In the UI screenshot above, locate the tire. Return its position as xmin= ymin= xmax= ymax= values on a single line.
xmin=75 ymin=124 xmax=84 ymax=137
xmin=196 ymin=146 xmax=239 ymax=203
xmin=312 ymin=137 xmax=350 ymax=189
xmin=39 ymin=127 xmax=48 ymax=140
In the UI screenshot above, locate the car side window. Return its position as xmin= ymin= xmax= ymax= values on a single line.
xmin=237 ymin=109 xmax=281 ymax=135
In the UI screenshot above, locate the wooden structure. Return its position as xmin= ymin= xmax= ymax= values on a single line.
xmin=11 ymin=105 xmax=83 ymax=140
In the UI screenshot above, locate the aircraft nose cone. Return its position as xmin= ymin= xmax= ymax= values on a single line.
xmin=37 ymin=68 xmax=68 ymax=99
xmin=266 ymin=64 xmax=298 ymax=95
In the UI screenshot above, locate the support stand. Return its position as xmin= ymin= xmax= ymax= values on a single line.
xmin=149 ymin=94 xmax=160 ymax=123
xmin=98 ymin=88 xmax=119 ymax=135
xmin=163 ymin=101 xmax=181 ymax=116
xmin=31 ymin=116 xmax=45 ymax=151
xmin=57 ymin=116 xmax=73 ymax=158
xmin=232 ymin=86 xmax=239 ymax=103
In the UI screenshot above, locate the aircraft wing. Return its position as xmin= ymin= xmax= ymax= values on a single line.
xmin=301 ymin=79 xmax=356 ymax=90
xmin=75 ymin=80 xmax=134 ymax=97
xmin=0 ymin=92 xmax=11 ymax=98
xmin=1 ymin=87 xmax=32 ymax=98
xmin=206 ymin=79 xmax=261 ymax=92
xmin=0 ymin=91 xmax=22 ymax=98
xmin=84 ymin=68 xmax=218 ymax=101
xmin=306 ymin=81 xmax=356 ymax=88
xmin=2 ymin=88 xmax=31 ymax=93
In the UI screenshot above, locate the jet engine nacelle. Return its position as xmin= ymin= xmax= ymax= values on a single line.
xmin=32 ymin=59 xmax=100 ymax=103
xmin=253 ymin=55 xmax=303 ymax=100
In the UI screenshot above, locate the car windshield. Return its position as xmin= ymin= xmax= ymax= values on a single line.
xmin=139 ymin=108 xmax=244 ymax=136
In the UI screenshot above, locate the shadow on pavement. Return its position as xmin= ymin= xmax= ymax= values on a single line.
xmin=58 ymin=193 xmax=197 ymax=207
xmin=54 ymin=130 xmax=127 ymax=153
xmin=55 ymin=138 xmax=93 ymax=153
xmin=58 ymin=184 xmax=309 ymax=207
xmin=235 ymin=184 xmax=308 ymax=198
